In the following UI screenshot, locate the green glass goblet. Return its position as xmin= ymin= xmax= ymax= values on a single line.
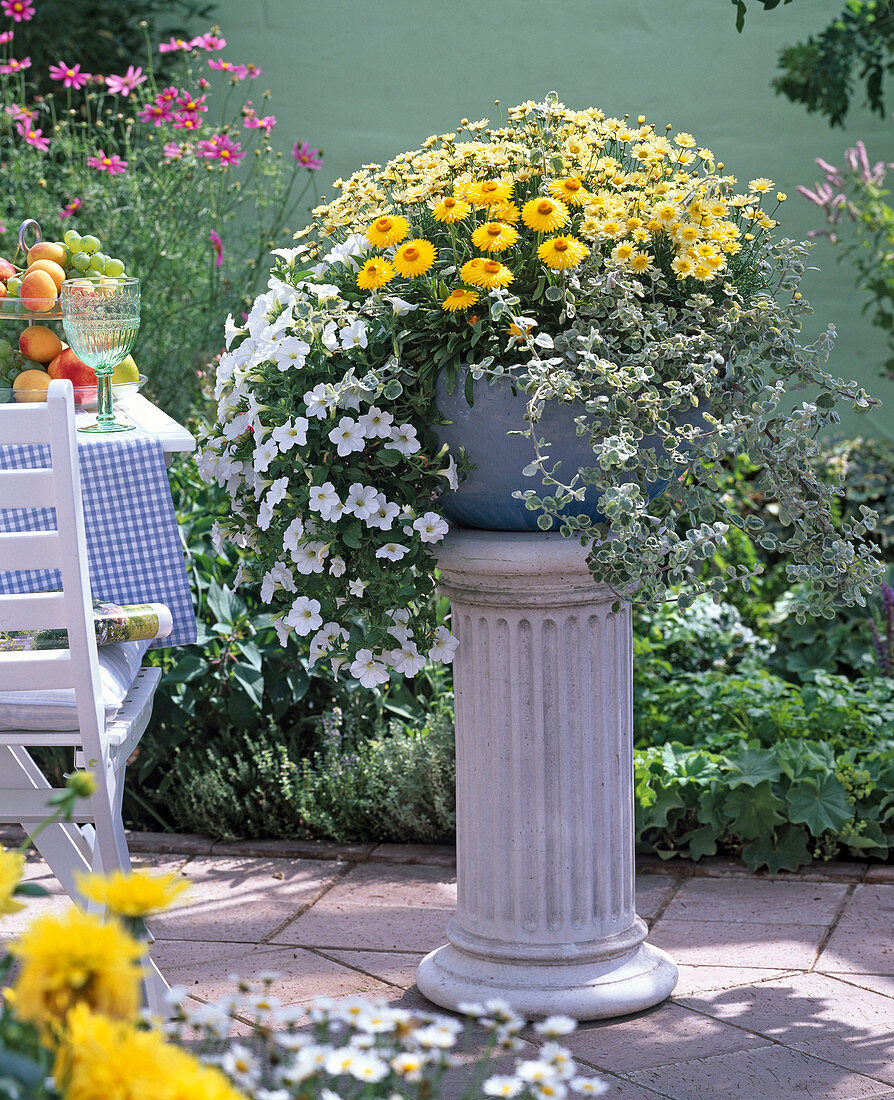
xmin=61 ymin=276 xmax=140 ymax=434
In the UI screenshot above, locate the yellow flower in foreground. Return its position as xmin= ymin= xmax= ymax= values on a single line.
xmin=442 ymin=288 xmax=480 ymax=312
xmin=548 ymin=176 xmax=591 ymax=206
xmin=392 ymin=238 xmax=436 ymax=277
xmin=357 ymin=256 xmax=395 ymax=290
xmin=74 ymin=868 xmax=188 ymax=919
xmin=465 ymin=178 xmax=513 ymax=206
xmin=0 ymin=847 xmax=25 ymax=916
xmin=431 ymin=195 xmax=471 ymax=223
xmin=471 ymin=221 xmax=519 ymax=253
xmin=491 ymin=199 xmax=521 ymax=224
xmin=537 ymin=234 xmax=588 ymax=270
xmin=521 ymin=197 xmax=569 ymax=233
xmin=365 ymin=214 xmax=409 ymax=248
xmin=461 ymin=258 xmax=513 ymax=288
xmin=59 ymin=1003 xmax=248 ymax=1100
xmin=629 ymin=251 xmax=653 ymax=274
xmin=748 ymin=177 xmax=773 ymax=193
xmin=11 ymin=908 xmax=144 ymax=1031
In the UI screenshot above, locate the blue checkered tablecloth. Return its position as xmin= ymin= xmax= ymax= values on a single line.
xmin=0 ymin=435 xmax=196 ymax=649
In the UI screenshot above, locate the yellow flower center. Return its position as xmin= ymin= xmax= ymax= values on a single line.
xmin=444 ymin=197 xmax=457 ymax=208
xmin=481 ymin=182 xmax=499 ymax=193
xmin=486 ymin=225 xmax=502 ymax=237
xmin=449 ymin=290 xmax=465 ymax=299
xmin=554 ymin=239 xmax=568 ymax=252
xmin=375 ymin=217 xmax=393 ymax=232
xmin=484 ymin=260 xmax=501 ymax=273
xmin=403 ymin=246 xmax=419 ymax=261
xmin=565 ymin=179 xmax=581 ymax=192
xmin=537 ymin=201 xmax=554 ymax=214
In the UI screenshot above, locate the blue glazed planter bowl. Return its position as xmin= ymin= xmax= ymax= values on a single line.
xmin=432 ymin=370 xmax=704 ymax=531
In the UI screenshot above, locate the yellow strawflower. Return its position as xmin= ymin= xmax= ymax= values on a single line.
xmin=442 ymin=288 xmax=480 ymax=312
xmin=11 ymin=908 xmax=144 ymax=1031
xmin=392 ymin=238 xmax=436 ymax=277
xmin=0 ymin=847 xmax=25 ymax=916
xmin=58 ymin=1003 xmax=249 ymax=1100
xmin=74 ymin=869 xmax=188 ymax=919
xmin=547 ymin=177 xmax=591 ymax=206
xmin=490 ymin=199 xmax=520 ymax=223
xmin=521 ymin=197 xmax=569 ymax=233
xmin=462 ymin=258 xmax=513 ymax=288
xmin=365 ymin=215 xmax=409 ymax=248
xmin=537 ymin=235 xmax=588 ymax=270
xmin=357 ymin=257 xmax=395 ymax=290
xmin=465 ymin=178 xmax=513 ymax=206
xmin=471 ymin=221 xmax=519 ymax=253
xmin=431 ymin=195 xmax=471 ymax=223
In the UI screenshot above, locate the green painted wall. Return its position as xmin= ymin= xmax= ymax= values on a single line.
xmin=209 ymin=0 xmax=894 ymax=438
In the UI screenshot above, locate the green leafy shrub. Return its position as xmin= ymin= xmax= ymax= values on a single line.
xmin=635 ymin=737 xmax=894 ymax=871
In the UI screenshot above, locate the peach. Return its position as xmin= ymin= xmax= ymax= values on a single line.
xmin=13 ymin=368 xmax=51 ymax=402
xmin=20 ymin=269 xmax=58 ymax=312
xmin=26 ymin=241 xmax=67 ymax=267
xmin=19 ymin=324 xmax=63 ymax=364
xmin=48 ymin=346 xmax=97 ymax=404
xmin=25 ymin=259 xmax=66 ymax=293
xmin=0 ymin=257 xmax=18 ymax=283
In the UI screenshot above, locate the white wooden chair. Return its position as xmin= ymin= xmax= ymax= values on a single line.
xmin=0 ymin=379 xmax=166 ymax=1010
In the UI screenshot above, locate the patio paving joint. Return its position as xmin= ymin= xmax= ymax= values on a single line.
xmin=641 ymin=871 xmax=686 ymax=928
xmin=259 ymin=861 xmax=357 ymax=945
xmin=808 ymin=881 xmax=857 ymax=973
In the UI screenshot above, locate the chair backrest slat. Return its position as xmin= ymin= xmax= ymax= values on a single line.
xmin=0 ymin=403 xmax=52 ymax=445
xmin=0 ymin=531 xmax=64 ymax=571
xmin=0 ymin=591 xmax=67 ymax=630
xmin=0 ymin=468 xmax=57 ymax=509
xmin=0 ymin=649 xmax=74 ymax=690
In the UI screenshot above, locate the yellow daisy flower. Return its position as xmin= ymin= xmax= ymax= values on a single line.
xmin=521 ymin=196 xmax=570 ymax=233
xmin=672 ymin=255 xmax=694 ymax=277
xmin=74 ymin=869 xmax=188 ymax=918
xmin=365 ymin=214 xmax=409 ymax=248
xmin=629 ymin=251 xmax=653 ymax=274
xmin=392 ymin=238 xmax=437 ymax=278
xmin=466 ymin=178 xmax=513 ymax=206
xmin=674 ymin=132 xmax=696 ymax=148
xmin=442 ymin=288 xmax=480 ymax=312
xmin=357 ymin=256 xmax=396 ymax=289
xmin=611 ymin=241 xmax=635 ymax=262
xmin=431 ymin=195 xmax=471 ymax=223
xmin=749 ymin=177 xmax=774 ymax=193
xmin=471 ymin=221 xmax=520 ymax=253
xmin=692 ymin=261 xmax=715 ymax=280
xmin=491 ymin=199 xmax=521 ymax=223
xmin=462 ymin=258 xmax=514 ymax=288
xmin=0 ymin=848 xmax=25 ymax=917
xmin=537 ymin=234 xmax=588 ymax=270
xmin=675 ymin=222 xmax=701 ymax=244
xmin=654 ymin=202 xmax=679 ymax=223
xmin=548 ymin=177 xmax=591 ymax=206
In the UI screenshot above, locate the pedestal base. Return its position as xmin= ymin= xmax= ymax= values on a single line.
xmin=417 ymin=940 xmax=678 ymax=1021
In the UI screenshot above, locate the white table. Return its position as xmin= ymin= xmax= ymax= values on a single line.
xmin=73 ymin=393 xmax=196 ymax=465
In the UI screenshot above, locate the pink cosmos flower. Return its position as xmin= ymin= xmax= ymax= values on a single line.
xmin=163 ymin=141 xmax=184 ymax=161
xmin=190 ymin=32 xmax=226 ymax=51
xmin=60 ymin=198 xmax=82 ymax=219
xmin=208 ymin=57 xmax=248 ymax=80
xmin=1 ymin=0 xmax=34 ymax=22
xmin=176 ymin=91 xmax=207 ymax=113
xmin=198 ymin=132 xmax=245 ymax=165
xmin=16 ymin=120 xmax=48 ymax=152
xmin=158 ymin=36 xmax=192 ymax=53
xmin=0 ymin=30 xmax=13 ymax=44
xmin=105 ymin=65 xmax=146 ymax=97
xmin=197 ymin=77 xmax=210 ymax=90
xmin=157 ymin=85 xmax=179 ymax=103
xmin=5 ymin=101 xmax=35 ymax=123
xmin=209 ymin=229 xmax=224 ymax=267
xmin=87 ymin=149 xmax=128 ymax=175
xmin=292 ymin=141 xmax=323 ymax=170
xmin=243 ymin=105 xmax=276 ymax=134
xmin=244 ymin=63 xmax=263 ymax=79
xmin=172 ymin=111 xmax=201 ymax=131
xmin=0 ymin=56 xmax=30 ymax=75
xmin=48 ymin=61 xmax=91 ymax=90
xmin=137 ymin=100 xmax=173 ymax=126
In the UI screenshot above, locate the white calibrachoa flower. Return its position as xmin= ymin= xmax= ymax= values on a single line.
xmin=261 ymin=561 xmax=296 ymax=603
xmin=252 ymin=436 xmax=278 ymax=474
xmin=309 ymin=482 xmax=341 ymax=519
xmin=429 ymin=625 xmax=459 ymax=662
xmin=293 ymin=540 xmax=329 ymax=574
xmin=328 ymin=416 xmax=367 ymax=457
xmin=271 ymin=417 xmax=308 ymax=451
xmin=345 ymin=482 xmax=380 ymax=519
xmin=413 ymin=511 xmax=449 ymax=543
xmin=272 ymin=335 xmax=311 ymax=371
xmin=375 ymin=542 xmax=409 ymax=561
xmin=349 ymin=648 xmax=389 ymax=688
xmin=286 ymin=596 xmax=323 ymax=636
xmin=358 ymin=406 xmax=394 ymax=438
xmin=339 ymin=319 xmax=368 ymax=350
xmin=388 ymin=423 xmax=421 ymax=455
xmin=304 ymin=382 xmax=337 ymax=419
xmin=389 ymin=640 xmax=426 ymax=676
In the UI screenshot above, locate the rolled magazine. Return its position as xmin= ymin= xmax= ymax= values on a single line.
xmin=0 ymin=597 xmax=173 ymax=652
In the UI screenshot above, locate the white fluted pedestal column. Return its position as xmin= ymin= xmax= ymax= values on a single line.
xmin=416 ymin=530 xmax=677 ymax=1020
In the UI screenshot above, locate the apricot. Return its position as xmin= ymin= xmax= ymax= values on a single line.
xmin=19 ymin=324 xmax=63 ymax=364
xmin=19 ymin=269 xmax=58 ymax=312
xmin=25 ymin=259 xmax=66 ymax=293
xmin=26 ymin=241 xmax=67 ymax=267
xmin=13 ymin=368 xmax=51 ymax=402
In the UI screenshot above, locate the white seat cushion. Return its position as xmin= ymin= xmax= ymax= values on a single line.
xmin=0 ymin=639 xmax=152 ymax=731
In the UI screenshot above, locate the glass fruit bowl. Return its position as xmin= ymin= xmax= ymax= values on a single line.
xmin=0 ymin=374 xmax=147 ymax=405
xmin=0 ymin=296 xmax=63 ymax=322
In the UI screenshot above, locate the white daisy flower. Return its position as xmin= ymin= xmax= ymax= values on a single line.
xmin=328 ymin=416 xmax=367 ymax=457
xmin=388 ymin=423 xmax=421 ymax=455
xmin=484 ymin=1077 xmax=524 ymax=1098
xmin=570 ymin=1076 xmax=609 ymax=1095
xmin=221 ymin=1043 xmax=263 ymax=1089
xmin=413 ymin=511 xmax=449 ymax=543
xmin=286 ymin=596 xmax=323 ymax=636
xmin=535 ymin=1016 xmax=578 ymax=1038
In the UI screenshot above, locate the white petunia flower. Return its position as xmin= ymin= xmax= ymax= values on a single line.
xmin=358 ymin=406 xmax=394 ymax=439
xmin=272 ymin=336 xmax=311 ymax=371
xmin=283 ymin=517 xmax=305 ymax=556
xmin=310 ymin=622 xmax=347 ymax=662
xmin=222 ymin=410 xmax=251 ymax=442
xmin=339 ymin=319 xmax=368 ymax=350
xmin=271 ymin=417 xmax=308 ymax=451
xmin=270 ymin=244 xmax=310 ymax=264
xmin=443 ymin=453 xmax=459 ymax=489
xmin=304 ymin=383 xmax=337 ymax=419
xmin=308 ymin=482 xmax=341 ymax=519
xmin=429 ymin=625 xmax=459 ymax=663
xmin=365 ymin=496 xmax=401 ymax=531
xmin=266 ymin=476 xmax=289 ymax=507
xmin=224 ymin=313 xmax=246 ymax=349
xmin=329 ymin=556 xmax=346 ymax=577
xmin=413 ymin=511 xmax=450 ymax=543
xmin=382 ymin=294 xmax=418 ymax=315
xmin=348 ymin=578 xmax=367 ymax=597
xmin=286 ymin=596 xmax=323 ymax=636
xmin=389 ymin=641 xmax=426 ymax=677
xmin=292 ymin=540 xmax=329 ymax=574
xmin=328 ymin=416 xmax=367 ymax=457
xmin=260 ymin=561 xmax=296 ymax=603
xmin=375 ymin=542 xmax=409 ymax=561
xmin=349 ymin=649 xmax=389 ymax=689
xmin=388 ymin=423 xmax=421 ymax=456
xmin=322 ymin=320 xmax=339 ymax=351
xmin=257 ymin=497 xmax=275 ymax=530
xmin=253 ymin=436 xmax=279 ymax=474
xmin=345 ymin=483 xmax=380 ymax=520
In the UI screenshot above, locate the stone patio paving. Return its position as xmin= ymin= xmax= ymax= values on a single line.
xmin=2 ymin=834 xmax=893 ymax=1098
